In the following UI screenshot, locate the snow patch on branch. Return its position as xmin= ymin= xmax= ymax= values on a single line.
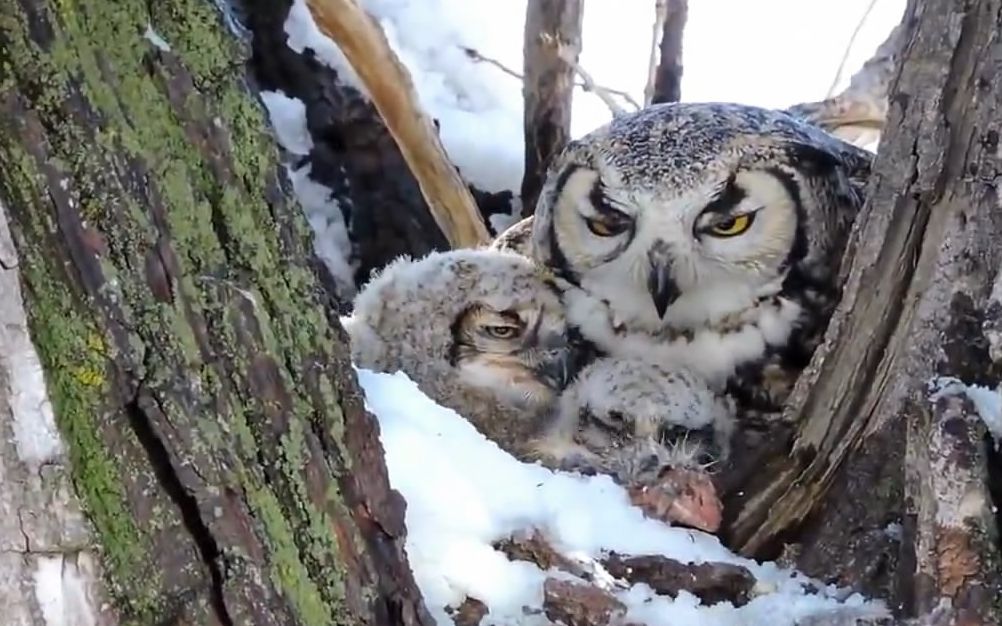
xmin=928 ymin=376 xmax=1002 ymax=446
xmin=358 ymin=368 xmax=889 ymax=625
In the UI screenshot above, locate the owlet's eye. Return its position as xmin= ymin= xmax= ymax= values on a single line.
xmin=483 ymin=325 xmax=520 ymax=339
xmin=585 ymin=214 xmax=631 ymax=237
xmin=707 ymin=213 xmax=754 ymax=237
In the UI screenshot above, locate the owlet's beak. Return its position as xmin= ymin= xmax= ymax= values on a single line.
xmin=647 ymin=242 xmax=680 ymax=319
xmin=529 ymin=331 xmax=590 ymax=391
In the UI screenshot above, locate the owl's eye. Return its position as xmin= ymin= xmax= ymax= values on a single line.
xmin=585 ymin=215 xmax=630 ymax=237
xmin=483 ymin=325 xmax=520 ymax=339
xmin=707 ymin=213 xmax=754 ymax=237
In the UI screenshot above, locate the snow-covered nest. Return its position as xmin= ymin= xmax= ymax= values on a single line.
xmin=357 ymin=368 xmax=890 ymax=626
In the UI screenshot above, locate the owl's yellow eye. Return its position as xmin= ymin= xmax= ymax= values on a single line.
xmin=585 ymin=216 xmax=629 ymax=237
xmin=707 ymin=214 xmax=753 ymax=237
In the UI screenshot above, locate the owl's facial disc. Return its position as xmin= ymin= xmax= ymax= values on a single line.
xmin=452 ymin=302 xmax=580 ymax=410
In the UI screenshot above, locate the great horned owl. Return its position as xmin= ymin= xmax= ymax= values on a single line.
xmin=497 ymin=102 xmax=872 ymax=415
xmin=342 ymin=248 xmax=578 ymax=452
xmin=531 ymin=356 xmax=735 ymax=480
xmin=529 ymin=355 xmax=736 ymax=532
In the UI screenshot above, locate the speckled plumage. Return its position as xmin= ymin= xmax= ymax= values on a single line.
xmin=497 ymin=102 xmax=872 ymax=416
xmin=342 ymin=248 xmax=576 ymax=453
xmin=530 ymin=356 xmax=736 ymax=484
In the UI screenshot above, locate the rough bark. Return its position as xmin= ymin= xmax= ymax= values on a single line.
xmin=649 ymin=0 xmax=686 ymax=105
xmin=722 ymin=0 xmax=1002 ymax=619
xmin=0 ymin=202 xmax=114 ymax=625
xmin=520 ymin=0 xmax=584 ymax=217
xmin=0 ymin=0 xmax=433 ymax=624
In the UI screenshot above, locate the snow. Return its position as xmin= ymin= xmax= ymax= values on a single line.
xmin=33 ymin=554 xmax=101 ymax=626
xmin=257 ymin=91 xmax=358 ymax=298
xmin=357 ymin=368 xmax=889 ymax=626
xmin=284 ymin=0 xmax=365 ymax=92
xmin=259 ymin=91 xmax=314 ymax=156
xmin=0 ymin=200 xmax=63 ymax=466
xmin=929 ymin=376 xmax=1002 ymax=446
xmin=142 ymin=24 xmax=171 ymax=52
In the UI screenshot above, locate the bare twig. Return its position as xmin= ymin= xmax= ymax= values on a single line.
xmin=305 ymin=0 xmax=491 ymax=248
xmin=826 ymin=0 xmax=881 ymax=98
xmin=463 ymin=47 xmax=640 ymax=114
xmin=545 ymin=34 xmax=640 ymax=116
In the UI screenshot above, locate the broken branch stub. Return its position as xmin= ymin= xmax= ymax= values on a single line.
xmin=306 ymin=0 xmax=491 ymax=249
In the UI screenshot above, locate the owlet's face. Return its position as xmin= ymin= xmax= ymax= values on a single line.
xmin=450 ymin=296 xmax=576 ymax=412
xmin=547 ymin=163 xmax=801 ymax=332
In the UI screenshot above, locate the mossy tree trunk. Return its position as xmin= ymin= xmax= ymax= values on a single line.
xmin=722 ymin=0 xmax=1002 ymax=620
xmin=0 ymin=0 xmax=433 ymax=624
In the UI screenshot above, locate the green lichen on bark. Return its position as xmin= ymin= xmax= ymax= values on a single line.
xmin=0 ymin=0 xmax=374 ymax=623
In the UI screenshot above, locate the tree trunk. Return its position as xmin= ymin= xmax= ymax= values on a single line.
xmin=520 ymin=0 xmax=584 ymax=217
xmin=0 ymin=0 xmax=432 ymax=624
xmin=649 ymin=0 xmax=686 ymax=105
xmin=722 ymin=0 xmax=1002 ymax=619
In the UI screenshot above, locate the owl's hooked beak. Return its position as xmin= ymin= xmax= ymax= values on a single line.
xmin=530 ymin=331 xmax=589 ymax=391
xmin=647 ymin=242 xmax=680 ymax=319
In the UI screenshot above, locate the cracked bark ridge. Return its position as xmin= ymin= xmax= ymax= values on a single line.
xmin=650 ymin=0 xmax=687 ymax=105
xmin=721 ymin=0 xmax=1002 ymax=619
xmin=241 ymin=0 xmax=512 ymax=289
xmin=520 ymin=0 xmax=583 ymax=217
xmin=0 ymin=0 xmax=433 ymax=624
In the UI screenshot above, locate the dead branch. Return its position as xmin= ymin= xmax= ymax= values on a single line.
xmin=542 ymin=578 xmax=628 ymax=626
xmin=463 ymin=46 xmax=640 ymax=116
xmin=601 ymin=553 xmax=756 ymax=607
xmin=547 ymin=35 xmax=641 ymax=116
xmin=520 ymin=0 xmax=583 ymax=217
xmin=305 ymin=0 xmax=491 ymax=248
xmin=647 ymin=0 xmax=687 ymax=105
xmin=825 ymin=0 xmax=881 ymax=98
xmin=786 ymin=20 xmax=903 ymax=146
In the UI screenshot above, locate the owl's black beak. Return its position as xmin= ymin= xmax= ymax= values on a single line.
xmin=532 ymin=331 xmax=591 ymax=390
xmin=647 ymin=244 xmax=680 ymax=319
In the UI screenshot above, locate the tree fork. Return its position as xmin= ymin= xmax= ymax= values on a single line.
xmin=0 ymin=0 xmax=433 ymax=623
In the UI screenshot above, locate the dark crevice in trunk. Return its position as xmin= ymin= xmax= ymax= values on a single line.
xmin=124 ymin=385 xmax=232 ymax=626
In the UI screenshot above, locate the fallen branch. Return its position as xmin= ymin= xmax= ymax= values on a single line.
xmin=305 ymin=0 xmax=491 ymax=248
xmin=542 ymin=578 xmax=629 ymax=626
xmin=521 ymin=0 xmax=583 ymax=216
xmin=601 ymin=553 xmax=756 ymax=607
